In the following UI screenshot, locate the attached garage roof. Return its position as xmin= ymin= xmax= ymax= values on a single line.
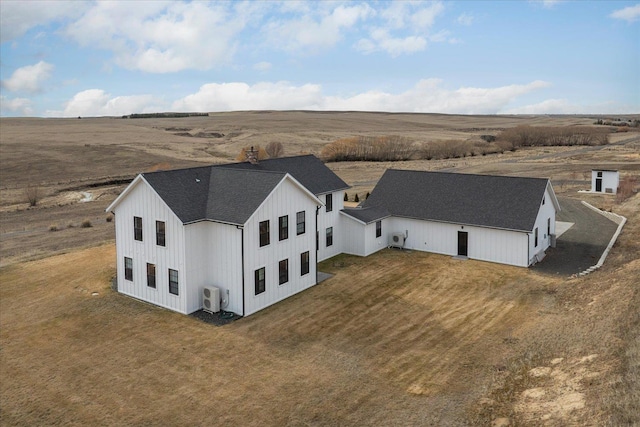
xmin=341 ymin=206 xmax=391 ymax=224
xmin=362 ymin=169 xmax=553 ymax=232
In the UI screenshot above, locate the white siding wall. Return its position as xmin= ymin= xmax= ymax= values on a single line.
xmin=528 ymin=185 xmax=557 ymax=264
xmin=317 ymin=190 xmax=345 ymax=262
xmin=243 ymin=178 xmax=319 ymax=316
xmin=592 ymin=170 xmax=619 ymax=194
xmin=340 ymin=215 xmax=366 ymax=256
xmin=363 ymin=219 xmax=388 ymax=256
xmin=184 ymin=222 xmax=243 ymax=315
xmin=387 ymin=217 xmax=529 ymax=267
xmin=112 ymin=180 xmax=187 ymax=313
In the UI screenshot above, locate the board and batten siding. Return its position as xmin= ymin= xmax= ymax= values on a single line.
xmin=242 ymin=177 xmax=320 ymax=316
xmin=184 ymin=221 xmax=243 ymax=314
xmin=387 ymin=217 xmax=529 ymax=267
xmin=339 ymin=215 xmax=389 ymax=257
xmin=317 ymin=190 xmax=345 ymax=262
xmin=528 ymin=184 xmax=557 ymax=264
xmin=591 ymin=170 xmax=619 ymax=194
xmin=112 ymin=178 xmax=188 ymax=313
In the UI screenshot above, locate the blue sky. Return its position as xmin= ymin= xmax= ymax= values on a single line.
xmin=1 ymin=0 xmax=638 ymax=117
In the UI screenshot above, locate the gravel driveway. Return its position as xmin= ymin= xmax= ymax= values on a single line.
xmin=532 ymin=197 xmax=619 ymax=276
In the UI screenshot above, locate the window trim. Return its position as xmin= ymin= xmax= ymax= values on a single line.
xmin=296 ymin=211 xmax=306 ymax=235
xmin=279 ymin=259 xmax=289 ymax=285
xmin=259 ymin=220 xmax=270 ymax=247
xmin=376 ymin=220 xmax=382 ymax=238
xmin=134 ymin=216 xmax=143 ymax=241
xmin=124 ymin=257 xmax=133 ymax=281
xmin=279 ymin=215 xmax=288 ymax=241
xmin=168 ymin=269 xmax=179 ymax=296
xmin=534 ymin=227 xmax=539 ymax=247
xmin=326 ymin=227 xmax=333 ymax=247
xmin=156 ymin=220 xmax=166 ymax=247
xmin=326 ymin=193 xmax=333 ymax=212
xmin=255 ymin=267 xmax=266 ymax=295
xmin=301 ymin=251 xmax=310 ymax=276
xmin=146 ymin=263 xmax=156 ymax=289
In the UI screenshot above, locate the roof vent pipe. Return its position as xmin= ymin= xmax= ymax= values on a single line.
xmin=246 ymin=146 xmax=259 ymax=164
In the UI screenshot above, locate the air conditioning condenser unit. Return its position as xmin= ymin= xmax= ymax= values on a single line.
xmin=203 ymin=286 xmax=220 ymax=313
xmin=389 ymin=233 xmax=405 ymax=249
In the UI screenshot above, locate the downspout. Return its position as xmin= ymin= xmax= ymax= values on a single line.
xmin=527 ymin=233 xmax=530 ymax=267
xmin=237 ymin=225 xmax=245 ymax=317
xmin=316 ymin=205 xmax=320 ymax=284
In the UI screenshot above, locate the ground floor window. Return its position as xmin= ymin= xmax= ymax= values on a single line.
xmin=255 ymin=267 xmax=266 ymax=295
xmin=376 ymin=220 xmax=382 ymax=238
xmin=326 ymin=227 xmax=333 ymax=247
xmin=147 ymin=263 xmax=156 ymax=288
xmin=279 ymin=259 xmax=288 ymax=285
xmin=534 ymin=227 xmax=539 ymax=247
xmin=124 ymin=257 xmax=133 ymax=281
xmin=301 ymin=251 xmax=310 ymax=276
xmin=169 ymin=269 xmax=179 ymax=295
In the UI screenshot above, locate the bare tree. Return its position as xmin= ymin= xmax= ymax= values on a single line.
xmin=265 ymin=141 xmax=284 ymax=158
xmin=25 ymin=185 xmax=40 ymax=207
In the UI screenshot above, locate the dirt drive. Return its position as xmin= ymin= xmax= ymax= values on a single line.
xmin=0 ymin=112 xmax=639 ymax=426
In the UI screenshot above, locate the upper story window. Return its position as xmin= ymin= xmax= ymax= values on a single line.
xmin=255 ymin=267 xmax=266 ymax=295
xmin=597 ymin=171 xmax=603 ymax=177
xmin=542 ymin=195 xmax=545 ymax=205
xmin=156 ymin=221 xmax=166 ymax=246
xmin=134 ymin=216 xmax=143 ymax=241
xmin=301 ymin=251 xmax=310 ymax=276
xmin=168 ymin=269 xmax=179 ymax=295
xmin=124 ymin=257 xmax=133 ymax=281
xmin=279 ymin=215 xmax=288 ymax=241
xmin=259 ymin=220 xmax=270 ymax=247
xmin=326 ymin=194 xmax=333 ymax=212
xmin=376 ymin=220 xmax=382 ymax=238
xmin=296 ymin=211 xmax=305 ymax=235
xmin=326 ymin=227 xmax=333 ymax=247
xmin=147 ymin=263 xmax=156 ymax=288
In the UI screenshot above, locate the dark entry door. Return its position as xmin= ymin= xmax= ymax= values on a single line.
xmin=457 ymin=231 xmax=468 ymax=256
xmin=595 ymin=178 xmax=602 ymax=192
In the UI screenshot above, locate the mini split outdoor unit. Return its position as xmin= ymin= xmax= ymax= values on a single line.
xmin=203 ymin=286 xmax=220 ymax=313
xmin=389 ymin=232 xmax=406 ymax=249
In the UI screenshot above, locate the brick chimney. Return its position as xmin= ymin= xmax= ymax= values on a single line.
xmin=246 ymin=146 xmax=258 ymax=164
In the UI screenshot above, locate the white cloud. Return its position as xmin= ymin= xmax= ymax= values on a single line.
xmin=1 ymin=61 xmax=54 ymax=94
xmin=172 ymin=82 xmax=323 ymax=111
xmin=505 ymin=98 xmax=639 ymax=114
xmin=0 ymin=96 xmax=34 ymax=116
xmin=356 ymin=1 xmax=445 ymax=56
xmin=610 ymin=4 xmax=640 ymax=22
xmin=253 ymin=61 xmax=272 ymax=72
xmin=47 ymin=89 xmax=165 ymax=117
xmin=456 ymin=13 xmax=474 ymax=26
xmin=64 ymin=2 xmax=249 ymax=73
xmin=0 ymin=0 xmax=83 ymax=41
xmin=529 ymin=0 xmax=563 ymax=9
xmin=263 ymin=3 xmax=373 ymax=52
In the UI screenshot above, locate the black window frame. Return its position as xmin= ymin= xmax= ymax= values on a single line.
xmin=301 ymin=251 xmax=310 ymax=276
xmin=296 ymin=211 xmax=305 ymax=235
xmin=279 ymin=215 xmax=288 ymax=241
xmin=534 ymin=227 xmax=539 ymax=247
xmin=547 ymin=218 xmax=551 ymax=236
xmin=259 ymin=220 xmax=270 ymax=247
xmin=156 ymin=220 xmax=166 ymax=247
xmin=134 ymin=216 xmax=143 ymax=241
xmin=255 ymin=267 xmax=266 ymax=295
xmin=147 ymin=263 xmax=156 ymax=288
xmin=279 ymin=259 xmax=289 ymax=285
xmin=326 ymin=227 xmax=333 ymax=247
xmin=124 ymin=257 xmax=133 ymax=281
xmin=326 ymin=194 xmax=333 ymax=212
xmin=376 ymin=220 xmax=382 ymax=238
xmin=169 ymin=269 xmax=179 ymax=295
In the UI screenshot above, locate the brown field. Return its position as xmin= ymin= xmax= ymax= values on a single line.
xmin=1 ymin=112 xmax=639 ymax=426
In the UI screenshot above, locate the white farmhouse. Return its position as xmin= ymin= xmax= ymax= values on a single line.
xmin=108 ymin=156 xmax=559 ymax=316
xmin=591 ymin=169 xmax=619 ymax=194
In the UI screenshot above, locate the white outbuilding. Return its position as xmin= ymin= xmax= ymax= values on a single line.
xmin=591 ymin=169 xmax=619 ymax=194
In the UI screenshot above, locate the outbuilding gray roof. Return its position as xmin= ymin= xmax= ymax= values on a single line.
xmin=362 ymin=169 xmax=550 ymax=232
xmin=341 ymin=206 xmax=391 ymax=224
xmin=217 ymin=154 xmax=349 ymax=195
xmin=143 ymin=167 xmax=288 ymax=225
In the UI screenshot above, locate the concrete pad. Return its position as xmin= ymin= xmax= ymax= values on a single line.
xmin=555 ymin=221 xmax=574 ymax=238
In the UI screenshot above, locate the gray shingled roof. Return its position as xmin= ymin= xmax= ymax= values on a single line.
xmin=217 ymin=154 xmax=349 ymax=195
xmin=341 ymin=206 xmax=391 ymax=224
xmin=362 ymin=169 xmax=549 ymax=232
xmin=143 ymin=167 xmax=287 ymax=225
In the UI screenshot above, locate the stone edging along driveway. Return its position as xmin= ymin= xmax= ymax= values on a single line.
xmin=576 ymin=202 xmax=627 ymax=277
